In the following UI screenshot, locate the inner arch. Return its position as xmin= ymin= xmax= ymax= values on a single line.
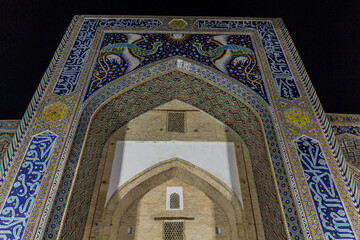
xmin=102 ymin=158 xmax=245 ymax=240
xmin=53 ymin=70 xmax=287 ymax=239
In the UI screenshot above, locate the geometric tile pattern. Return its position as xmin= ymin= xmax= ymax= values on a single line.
xmin=338 ymin=136 xmax=360 ymax=196
xmin=327 ymin=113 xmax=360 ymax=206
xmin=0 ymin=120 xmax=20 ymax=176
xmin=331 ymin=125 xmax=360 ymax=137
xmin=1 ymin=16 xmax=357 ymax=240
xmin=338 ymin=138 xmax=360 ymax=169
xmin=327 ymin=114 xmax=360 ymax=125
xmin=45 ymin=71 xmax=290 ymax=239
xmin=0 ymin=138 xmax=11 ymax=162
xmin=86 ymin=33 xmax=266 ymax=102
xmin=53 ymin=18 xmax=162 ymax=96
xmin=0 ymin=16 xmax=79 ymax=181
xmin=0 ymin=121 xmax=20 ymax=131
xmin=52 ymin=19 xmax=301 ymax=102
xmin=0 ymin=131 xmax=57 ymax=240
xmin=294 ymin=136 xmax=355 ymax=239
xmin=279 ymin=18 xmax=360 ymax=230
xmin=195 ymin=19 xmax=301 ymax=101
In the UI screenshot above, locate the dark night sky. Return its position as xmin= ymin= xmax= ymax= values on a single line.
xmin=0 ymin=0 xmax=359 ymax=119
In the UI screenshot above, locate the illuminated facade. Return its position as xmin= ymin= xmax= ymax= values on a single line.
xmin=0 ymin=16 xmax=359 ymax=239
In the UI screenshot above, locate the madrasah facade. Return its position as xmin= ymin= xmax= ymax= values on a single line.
xmin=0 ymin=16 xmax=359 ymax=239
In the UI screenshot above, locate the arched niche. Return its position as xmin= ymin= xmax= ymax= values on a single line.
xmin=102 ymin=158 xmax=245 ymax=239
xmin=53 ymin=71 xmax=287 ymax=239
xmin=84 ymin=99 xmax=262 ymax=239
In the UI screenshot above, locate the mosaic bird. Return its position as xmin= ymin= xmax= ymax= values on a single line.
xmin=192 ymin=35 xmax=254 ymax=74
xmin=100 ymin=34 xmax=162 ymax=73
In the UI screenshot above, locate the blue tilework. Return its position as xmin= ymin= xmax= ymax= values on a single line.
xmin=294 ymin=136 xmax=355 ymax=239
xmin=0 ymin=121 xmax=20 ymax=131
xmin=278 ymin=17 xmax=360 ymax=210
xmin=53 ymin=18 xmax=161 ymax=95
xmin=45 ymin=61 xmax=305 ymax=239
xmin=4 ymin=17 xmax=358 ymax=240
xmin=332 ymin=126 xmax=360 ymax=137
xmin=195 ymin=20 xmax=301 ymax=101
xmin=54 ymin=19 xmax=299 ymax=101
xmin=0 ymin=131 xmax=57 ymax=240
xmin=85 ymin=33 xmax=267 ymax=102
xmin=0 ymin=16 xmax=79 ymax=182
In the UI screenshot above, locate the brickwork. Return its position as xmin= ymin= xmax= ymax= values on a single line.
xmin=60 ymin=72 xmax=284 ymax=239
xmin=117 ymin=179 xmax=230 ymax=239
xmin=2 ymin=16 xmax=359 ymax=240
xmin=84 ymin=99 xmax=267 ymax=239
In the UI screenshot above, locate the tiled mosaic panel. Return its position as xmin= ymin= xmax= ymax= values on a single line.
xmin=2 ymin=17 xmax=357 ymax=239
xmin=0 ymin=138 xmax=11 ymax=161
xmin=53 ymin=18 xmax=161 ymax=96
xmin=338 ymin=138 xmax=360 ymax=169
xmin=327 ymin=114 xmax=360 ymax=125
xmin=85 ymin=33 xmax=267 ymax=102
xmin=0 ymin=17 xmax=78 ymax=181
xmin=0 ymin=131 xmax=57 ymax=240
xmin=335 ymin=135 xmax=360 ymax=194
xmin=54 ymin=18 xmax=299 ymax=102
xmin=332 ymin=125 xmax=360 ymax=137
xmin=47 ymin=59 xmax=305 ymax=238
xmin=0 ymin=121 xmax=20 ymax=131
xmin=294 ymin=136 xmax=355 ymax=239
xmin=349 ymin=167 xmax=360 ymax=190
xmin=45 ymin=71 xmax=292 ymax=239
xmin=0 ymin=120 xmax=20 ymax=163
xmin=195 ymin=20 xmax=300 ymax=101
xmin=328 ymin=115 xmax=360 ymax=198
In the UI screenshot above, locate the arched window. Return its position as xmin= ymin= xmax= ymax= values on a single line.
xmin=170 ymin=193 xmax=180 ymax=209
xmin=166 ymin=187 xmax=183 ymax=210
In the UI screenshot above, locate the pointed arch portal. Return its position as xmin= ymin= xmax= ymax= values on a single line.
xmin=47 ymin=70 xmax=288 ymax=239
xmin=102 ymin=158 xmax=245 ymax=239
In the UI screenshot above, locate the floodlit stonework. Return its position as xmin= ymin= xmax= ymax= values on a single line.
xmin=0 ymin=16 xmax=359 ymax=240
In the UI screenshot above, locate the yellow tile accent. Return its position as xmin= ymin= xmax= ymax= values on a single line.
xmin=42 ymin=103 xmax=67 ymax=122
xmin=169 ymin=19 xmax=187 ymax=29
xmin=285 ymin=107 xmax=311 ymax=128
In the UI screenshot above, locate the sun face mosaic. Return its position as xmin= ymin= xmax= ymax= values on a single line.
xmin=0 ymin=16 xmax=359 ymax=240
